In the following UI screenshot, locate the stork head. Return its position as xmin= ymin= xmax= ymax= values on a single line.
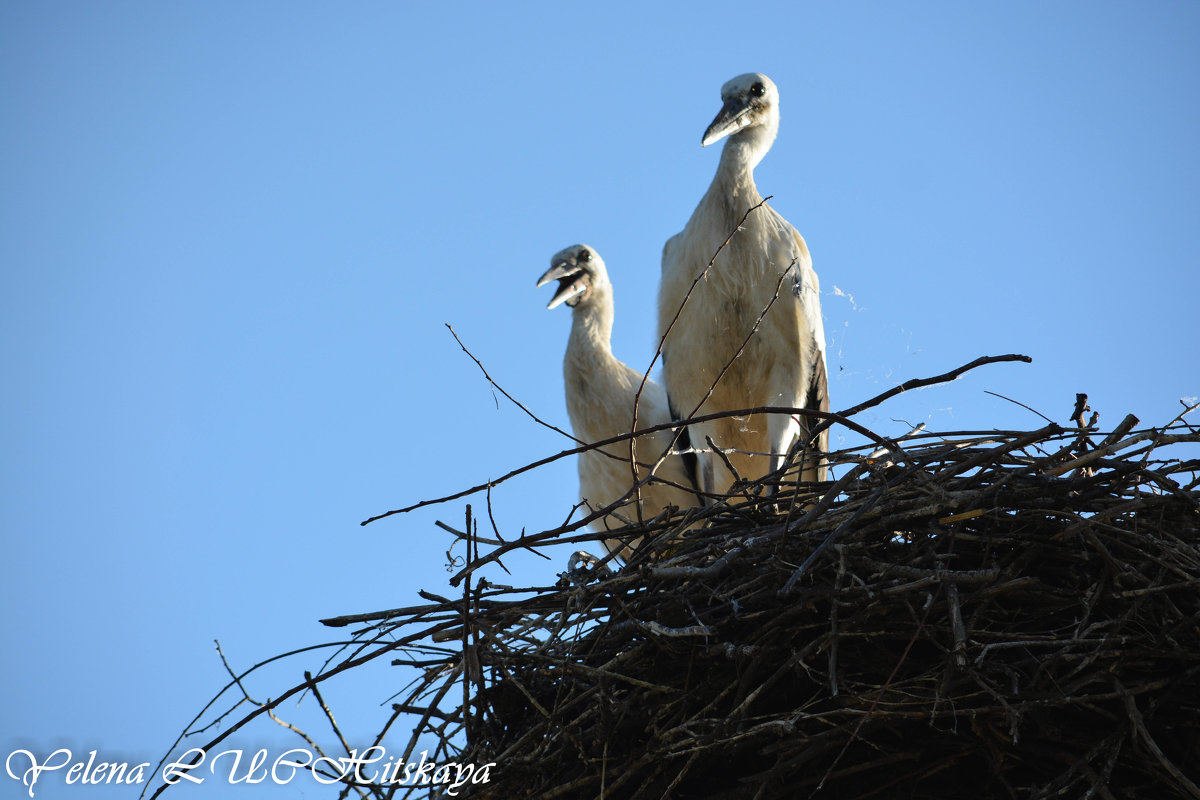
xmin=702 ymin=72 xmax=780 ymax=148
xmin=537 ymin=244 xmax=610 ymax=310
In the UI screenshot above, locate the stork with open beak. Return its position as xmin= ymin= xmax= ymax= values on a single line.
xmin=538 ymin=244 xmax=700 ymax=560
xmin=658 ymin=72 xmax=829 ymax=498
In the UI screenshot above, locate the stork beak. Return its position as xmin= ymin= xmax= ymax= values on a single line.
xmin=702 ymin=97 xmax=753 ymax=147
xmin=537 ymin=262 xmax=589 ymax=309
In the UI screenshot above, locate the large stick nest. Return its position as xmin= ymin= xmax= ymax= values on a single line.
xmin=311 ymin=390 xmax=1200 ymax=799
xmin=163 ymin=383 xmax=1199 ymax=800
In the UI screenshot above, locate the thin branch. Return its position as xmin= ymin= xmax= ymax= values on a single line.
xmin=630 ymin=198 xmax=773 ymax=512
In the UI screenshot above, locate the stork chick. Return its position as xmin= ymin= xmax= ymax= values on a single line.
xmin=659 ymin=72 xmax=829 ymax=497
xmin=539 ymin=244 xmax=699 ymax=560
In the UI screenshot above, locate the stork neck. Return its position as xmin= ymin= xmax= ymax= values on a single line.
xmin=713 ymin=127 xmax=773 ymax=201
xmin=569 ymin=298 xmax=614 ymax=358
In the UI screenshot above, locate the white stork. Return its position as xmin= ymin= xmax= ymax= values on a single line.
xmin=538 ymin=244 xmax=699 ymax=559
xmin=658 ymin=72 xmax=829 ymax=497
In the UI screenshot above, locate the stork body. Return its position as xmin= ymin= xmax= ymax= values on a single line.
xmin=659 ymin=73 xmax=828 ymax=496
xmin=539 ymin=245 xmax=698 ymax=560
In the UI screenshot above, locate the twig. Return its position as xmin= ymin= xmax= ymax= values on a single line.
xmin=1121 ymin=685 xmax=1200 ymax=799
xmin=985 ymin=389 xmax=1055 ymax=424
xmin=446 ymin=323 xmax=576 ymax=443
xmin=362 ymin=404 xmax=905 ymax=527
xmin=630 ymin=198 xmax=774 ymax=511
xmin=812 ymin=353 xmax=1034 ymax=440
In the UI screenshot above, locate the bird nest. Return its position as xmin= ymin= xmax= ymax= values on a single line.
xmin=312 ymin=385 xmax=1200 ymax=800
xmin=152 ymin=367 xmax=1200 ymax=800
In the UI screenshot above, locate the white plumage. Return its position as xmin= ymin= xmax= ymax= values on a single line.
xmin=659 ymin=73 xmax=829 ymax=496
xmin=539 ymin=244 xmax=699 ymax=559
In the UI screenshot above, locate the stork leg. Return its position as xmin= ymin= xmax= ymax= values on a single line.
xmin=766 ymin=411 xmax=802 ymax=500
xmin=792 ymin=417 xmax=825 ymax=485
xmin=699 ymin=452 xmax=716 ymax=505
xmin=669 ymin=398 xmax=708 ymax=505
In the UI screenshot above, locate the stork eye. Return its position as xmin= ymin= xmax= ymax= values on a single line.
xmin=750 ymin=82 xmax=765 ymax=97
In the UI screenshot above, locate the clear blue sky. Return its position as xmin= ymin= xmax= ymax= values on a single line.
xmin=3 ymin=2 xmax=1197 ymax=797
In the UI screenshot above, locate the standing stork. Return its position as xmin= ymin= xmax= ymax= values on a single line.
xmin=658 ymin=73 xmax=829 ymax=497
xmin=539 ymin=244 xmax=699 ymax=560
